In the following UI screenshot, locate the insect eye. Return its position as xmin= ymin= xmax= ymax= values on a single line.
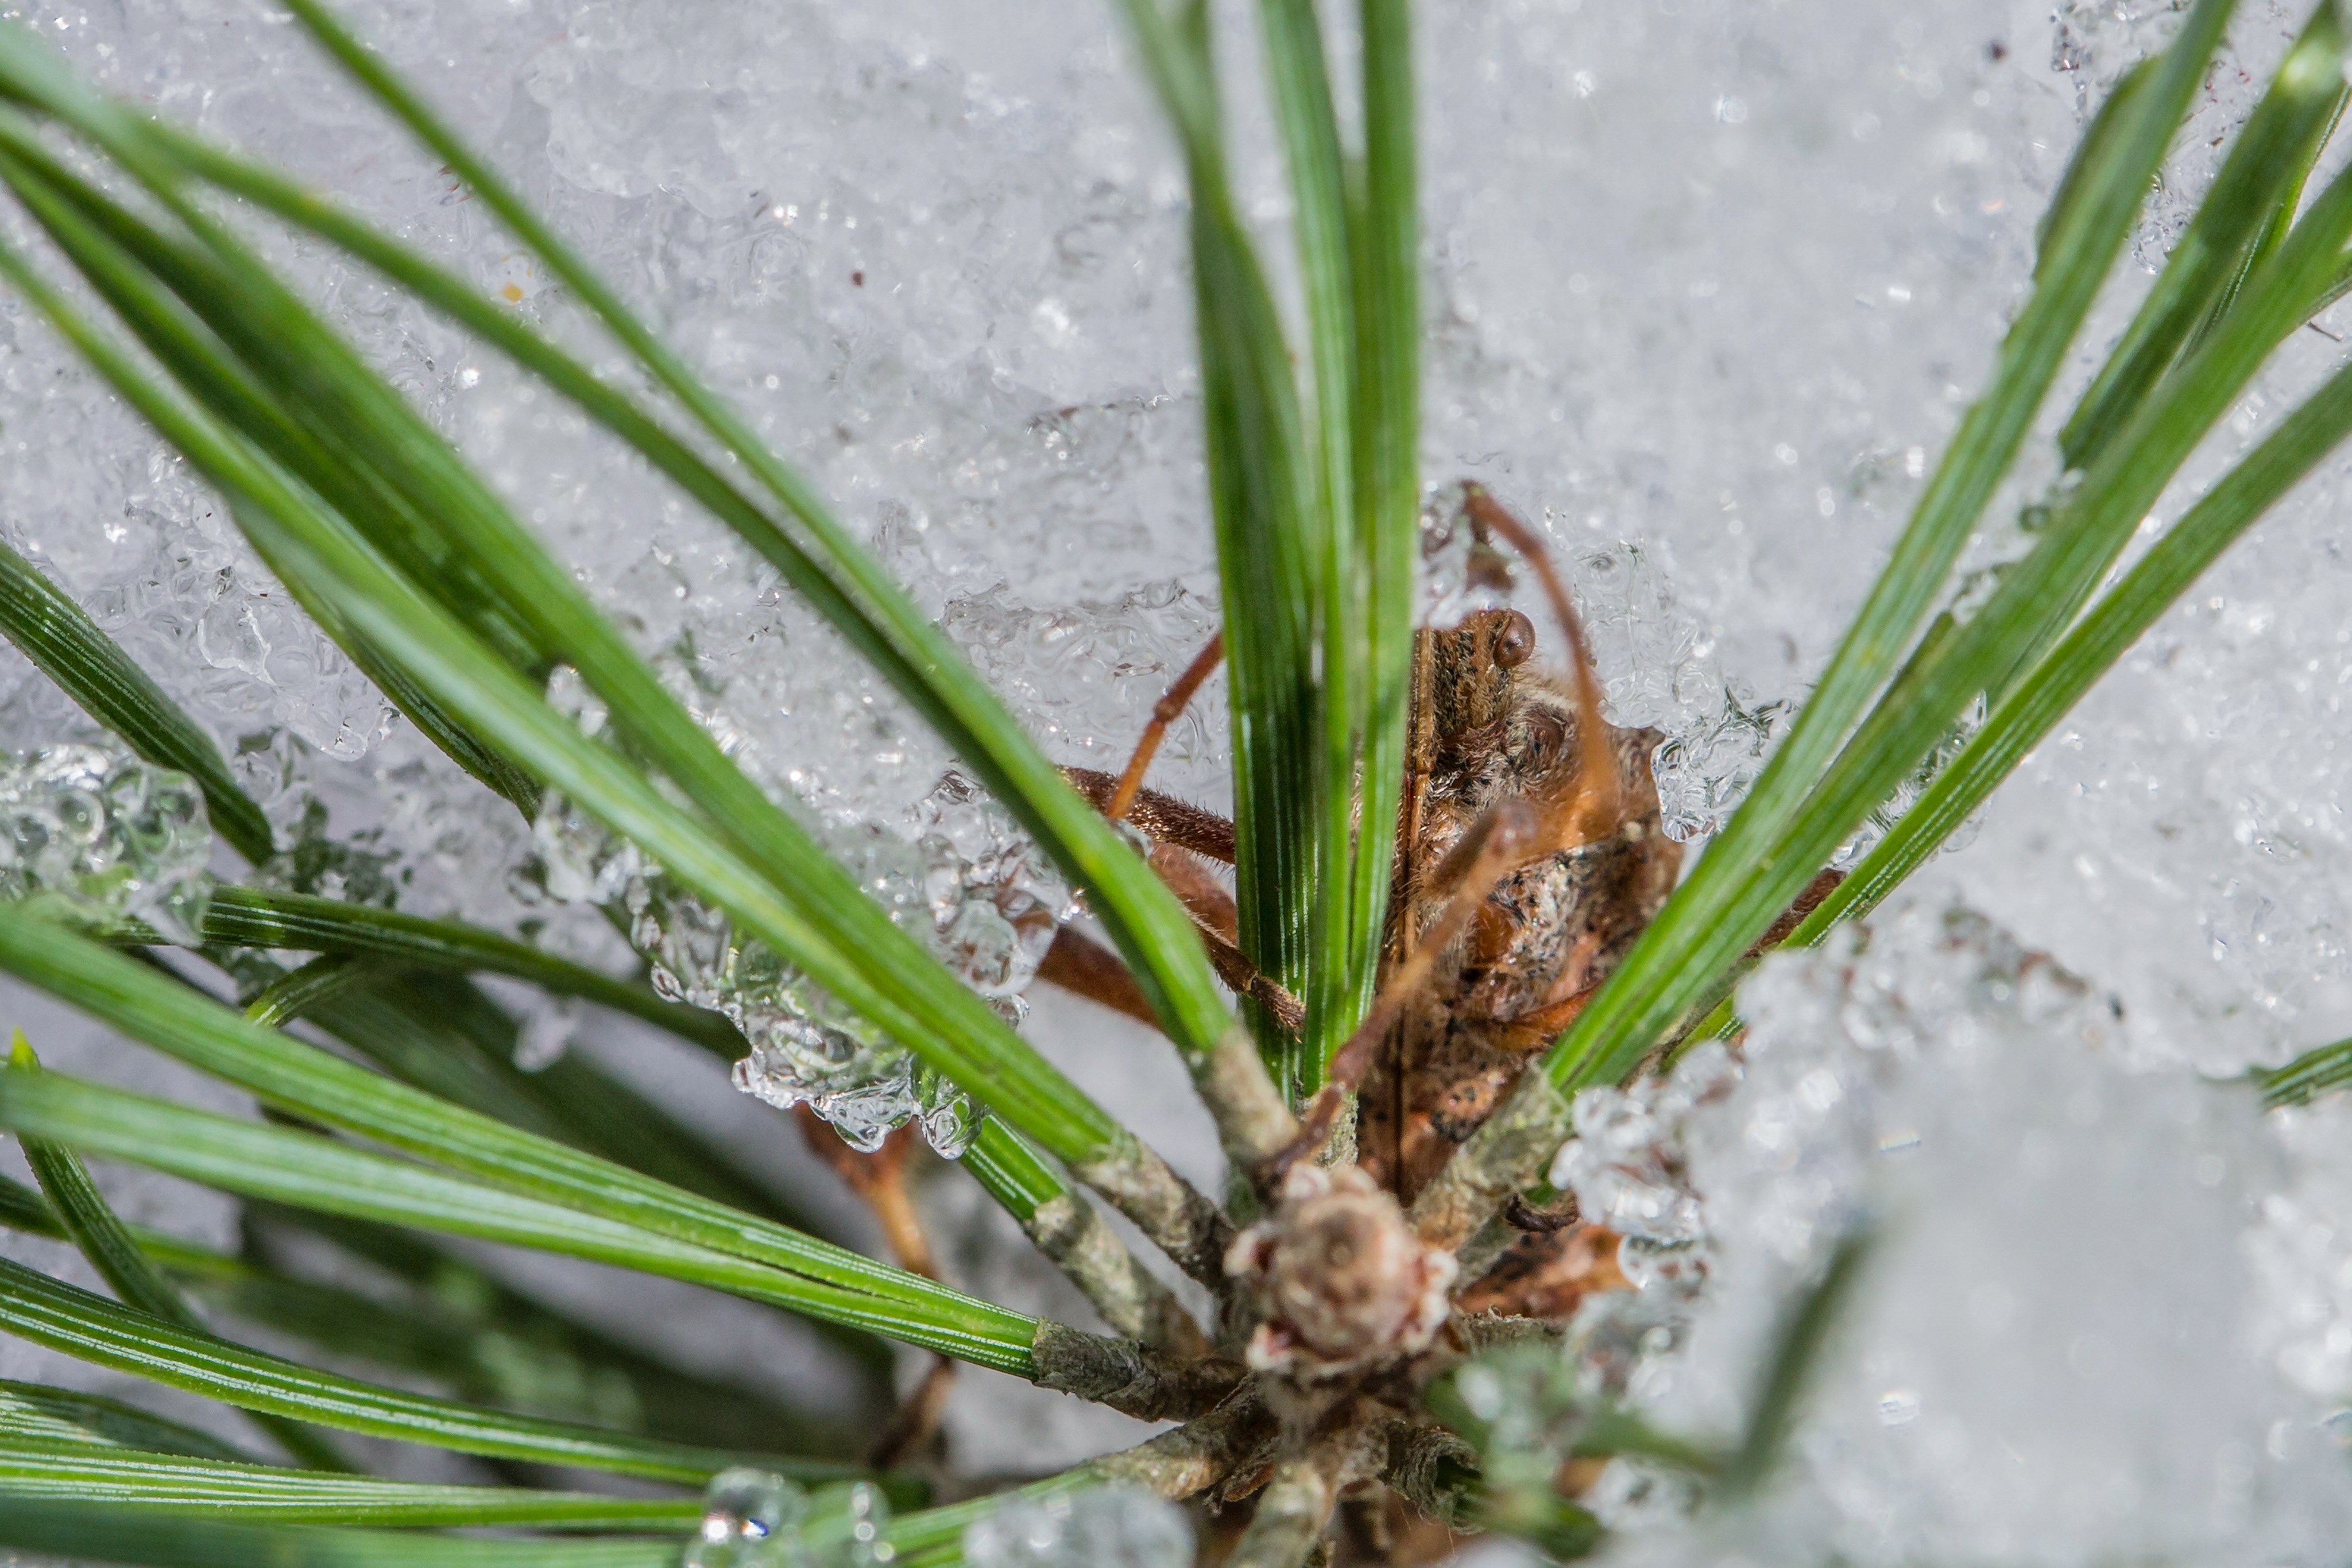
xmin=1493 ymin=611 xmax=1536 ymax=671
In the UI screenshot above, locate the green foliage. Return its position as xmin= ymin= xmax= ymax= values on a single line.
xmin=0 ymin=1249 xmax=802 ymax=1482
xmin=2260 ymin=1035 xmax=2352 ymax=1108
xmin=1533 ymin=0 xmax=2245 ymax=1098
xmin=0 ymin=0 xmax=2336 ymax=1560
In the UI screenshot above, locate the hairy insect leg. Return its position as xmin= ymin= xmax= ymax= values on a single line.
xmin=1035 ymin=872 xmax=1304 ymax=1035
xmin=792 ymin=1110 xmax=956 ymax=1466
xmin=1060 ymin=766 xmax=1236 ymax=864
xmin=1035 ymin=926 xmax=1159 ymax=1027
xmin=1041 ymin=631 xmax=1319 ymax=1034
xmin=1053 ymin=758 xmax=1307 ymax=1031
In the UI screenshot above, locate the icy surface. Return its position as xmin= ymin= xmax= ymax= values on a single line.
xmin=525 ymin=760 xmax=1063 ymax=1152
xmin=0 ymin=0 xmax=2345 ymax=1513
xmin=1518 ymin=903 xmax=2352 ymax=1567
xmin=0 ymin=745 xmax=213 ymax=942
xmin=0 ymin=0 xmax=2333 ymax=1077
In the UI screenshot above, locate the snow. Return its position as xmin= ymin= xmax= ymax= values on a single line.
xmin=0 ymin=0 xmax=2349 ymax=1554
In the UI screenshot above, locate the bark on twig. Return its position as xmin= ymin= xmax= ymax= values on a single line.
xmin=1379 ymin=1418 xmax=1480 ymax=1528
xmin=1196 ymin=1025 xmax=1299 ymax=1171
xmin=1071 ymin=1133 xmax=1236 ymax=1291
xmin=1450 ymin=1207 xmax=1523 ymax=1286
xmin=1086 ymin=1388 xmax=1276 ymax=1499
xmin=1407 ymin=1070 xmax=1575 ymax=1252
xmin=1023 ymin=1187 xmax=1208 ymax=1353
xmin=1028 ymin=1321 xmax=1247 ymax=1422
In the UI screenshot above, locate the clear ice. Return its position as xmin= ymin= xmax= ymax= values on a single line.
xmin=1524 ymin=902 xmax=2352 ymax=1566
xmin=959 ymin=1484 xmax=1193 ymax=1568
xmin=524 ymin=729 xmax=1066 ymax=1153
xmin=0 ymin=745 xmax=213 ymax=943
xmin=683 ymin=1470 xmax=893 ymax=1568
xmin=506 ymin=660 xmax=1066 ymax=1153
xmin=684 ymin=1468 xmax=808 ymax=1568
xmin=1550 ymin=1042 xmax=1735 ymax=1288
xmin=2 ymin=0 xmax=2352 ymax=1530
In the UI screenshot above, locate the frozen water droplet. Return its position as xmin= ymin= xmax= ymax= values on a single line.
xmin=684 ymin=1467 xmax=807 ymax=1568
xmin=0 ymin=745 xmax=213 ymax=942
xmin=522 ymin=744 xmax=1066 ymax=1154
xmin=961 ymin=1484 xmax=1192 ymax=1568
xmin=826 ymin=1480 xmax=891 ymax=1565
xmin=1651 ymin=690 xmax=1791 ymax=842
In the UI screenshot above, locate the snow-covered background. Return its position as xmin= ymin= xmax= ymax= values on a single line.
xmin=1 ymin=0 xmax=2351 ymax=1559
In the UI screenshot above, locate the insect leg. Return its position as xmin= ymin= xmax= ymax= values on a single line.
xmin=1061 ymin=766 xmax=1235 ymax=863
xmin=1147 ymin=841 xmax=1305 ymax=1033
xmin=1034 ymin=926 xmax=1159 ymax=1027
xmin=1040 ymin=777 xmax=1302 ymax=1032
xmin=1049 ymin=630 xmax=1316 ymax=1032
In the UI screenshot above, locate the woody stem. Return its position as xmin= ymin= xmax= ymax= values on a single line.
xmin=1084 ymin=1387 xmax=1274 ymax=1498
xmin=1225 ymin=1452 xmax=1343 ymax=1568
xmin=963 ymin=1120 xmax=1208 ymax=1353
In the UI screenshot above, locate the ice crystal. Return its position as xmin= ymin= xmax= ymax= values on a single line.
xmin=959 ymin=1484 xmax=1193 ymax=1568
xmin=1833 ymin=690 xmax=1988 ymax=869
xmin=0 ymin=745 xmax=212 ymax=942
xmin=684 ymin=1468 xmax=808 ymax=1568
xmin=521 ymin=668 xmax=1066 ymax=1153
xmin=1649 ymin=692 xmax=1790 ymax=843
xmin=682 ymin=1471 xmax=893 ymax=1568
xmin=1550 ymin=1043 xmax=1736 ymax=1287
xmin=1574 ymin=903 xmax=2352 ymax=1567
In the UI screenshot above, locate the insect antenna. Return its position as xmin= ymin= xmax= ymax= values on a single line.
xmin=1045 ymin=632 xmax=1305 ymax=1032
xmin=1460 ymin=485 xmax=1623 ymax=846
xmin=1105 ymin=630 xmax=1225 ymax=822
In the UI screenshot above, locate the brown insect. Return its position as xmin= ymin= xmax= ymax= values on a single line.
xmin=804 ymin=486 xmax=1683 ymax=1551
xmin=1049 ymin=485 xmax=1678 ymax=1314
xmin=1353 ymin=511 xmax=1679 ymax=1315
